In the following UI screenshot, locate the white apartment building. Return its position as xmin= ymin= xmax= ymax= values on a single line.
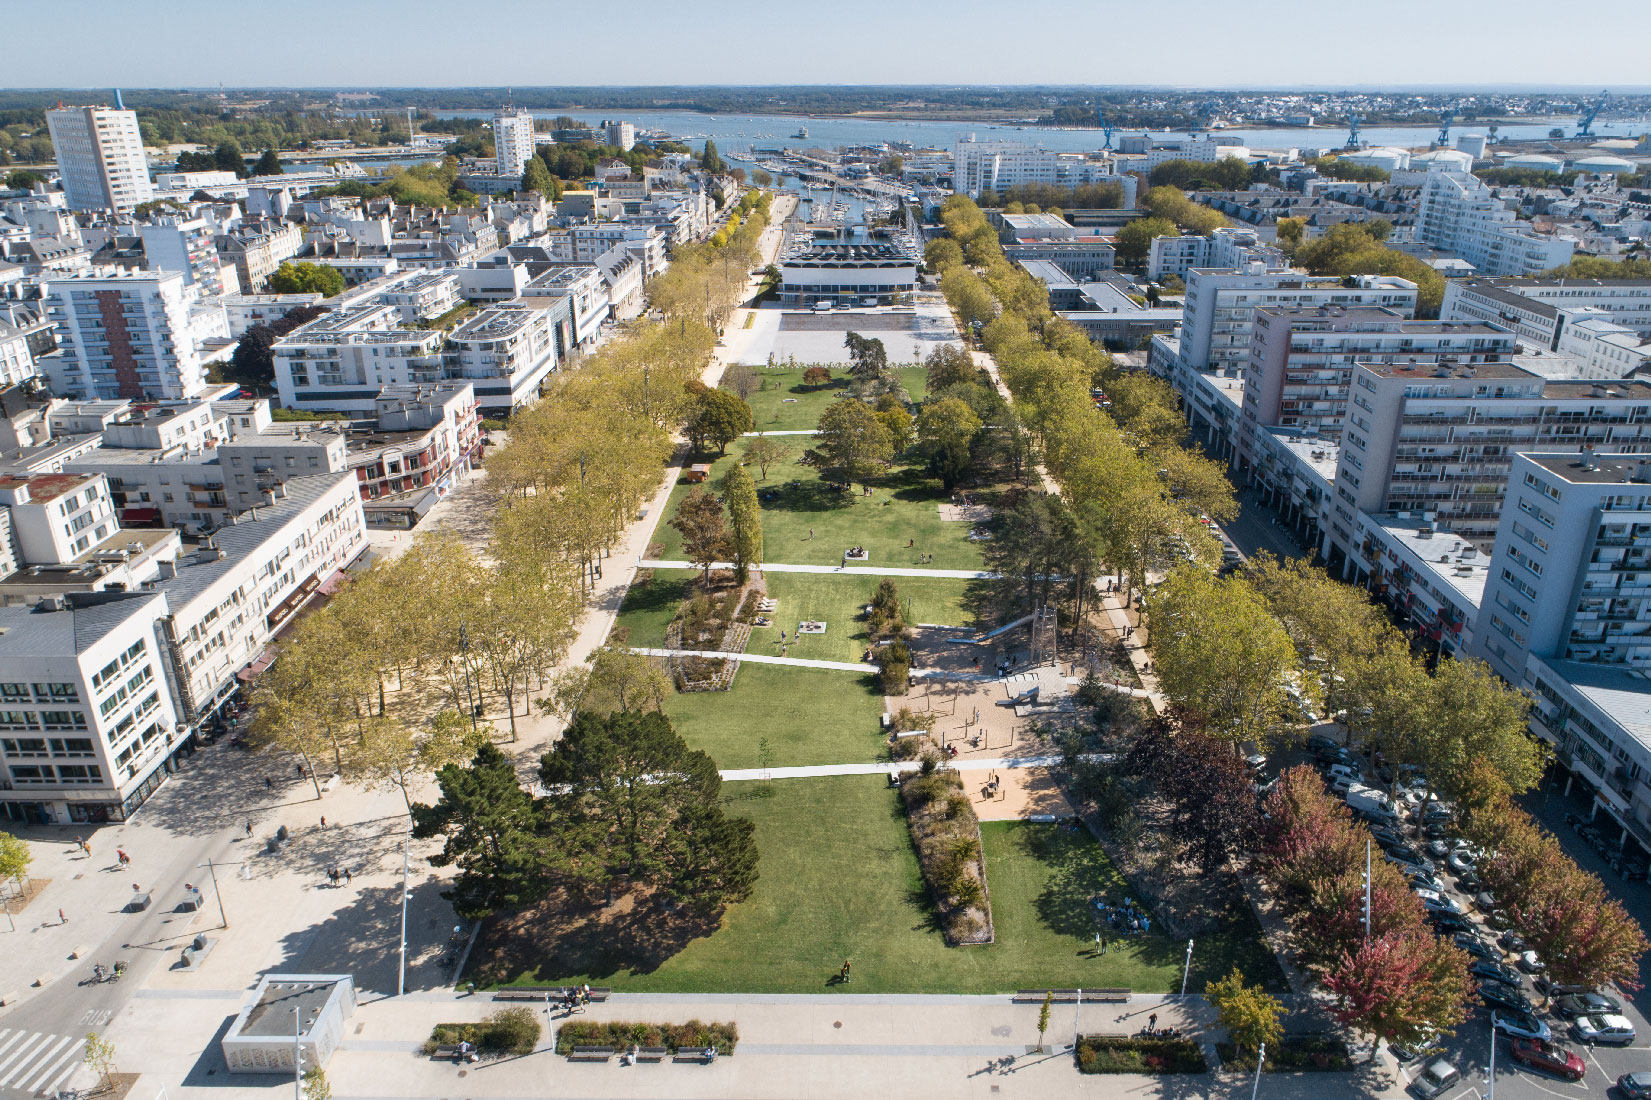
xmin=371 ymin=269 xmax=461 ymax=324
xmin=0 ymin=472 xmax=118 ymax=564
xmin=445 ymin=303 xmax=566 ymax=413
xmin=1326 ymin=363 xmax=1651 ymax=561
xmin=154 ymin=471 xmax=367 ymax=723
xmin=1176 ymin=265 xmax=1419 ymax=383
xmin=140 ymin=216 xmax=236 ymax=297
xmin=519 ymin=265 xmax=608 ymax=348
xmin=1414 ymin=173 xmax=1576 ymax=277
xmin=271 ymin=308 xmax=446 ymax=415
xmin=1554 ymin=315 xmax=1651 ymax=380
xmin=0 ymin=321 xmax=35 ymax=389
xmin=1442 ymin=278 xmax=1651 ymax=349
xmin=219 ymin=293 xmax=325 ymax=337
xmin=43 ymin=270 xmax=212 ymax=401
xmin=0 ymin=590 xmax=186 ymax=824
xmin=44 ymin=104 xmax=155 ymax=213
xmin=494 ymin=108 xmax=537 ymax=177
xmin=952 ymin=139 xmax=1059 ymax=196
xmin=603 ymin=120 xmax=636 ymax=151
xmin=1148 ymin=227 xmax=1287 ymax=284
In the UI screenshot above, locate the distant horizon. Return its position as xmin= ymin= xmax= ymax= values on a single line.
xmin=4 ymin=0 xmax=1647 ymax=88
xmin=7 ymin=83 xmax=1651 ymax=96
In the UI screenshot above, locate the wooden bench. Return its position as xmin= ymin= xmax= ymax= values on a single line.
xmin=431 ymin=1045 xmax=476 ymax=1062
xmin=1013 ymin=988 xmax=1130 ymax=1004
xmin=493 ymin=986 xmax=611 ymax=1003
xmin=672 ymin=1046 xmax=716 ymax=1063
xmin=568 ymin=1046 xmax=615 ymax=1062
xmin=635 ymin=1047 xmax=669 ymax=1063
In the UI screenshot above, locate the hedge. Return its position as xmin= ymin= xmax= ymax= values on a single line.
xmin=1075 ymin=1036 xmax=1208 ymax=1074
xmin=553 ymin=1020 xmax=738 ymax=1055
xmin=423 ymin=1007 xmax=541 ymax=1057
xmin=1216 ymin=1036 xmax=1351 ymax=1072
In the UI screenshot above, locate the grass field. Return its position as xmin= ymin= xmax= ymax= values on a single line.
xmin=495 ymin=776 xmax=1284 ymax=993
xmin=663 ymin=664 xmax=886 ymax=769
xmin=754 ymin=571 xmax=987 ymax=663
xmin=735 ymin=367 xmax=928 ymax=432
xmin=654 ymin=439 xmax=988 ymax=572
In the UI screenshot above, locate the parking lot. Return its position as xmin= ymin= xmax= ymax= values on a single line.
xmin=1269 ymin=740 xmax=1651 ymax=1099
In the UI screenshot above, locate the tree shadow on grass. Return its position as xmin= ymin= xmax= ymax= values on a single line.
xmin=468 ymin=888 xmax=724 ymax=985
xmin=757 ymin=479 xmax=855 ymax=515
xmin=617 ymin=573 xmax=692 ymax=620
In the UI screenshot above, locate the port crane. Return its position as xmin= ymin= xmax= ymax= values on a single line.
xmin=1436 ymin=107 xmax=1456 ymax=148
xmin=1096 ymin=110 xmax=1114 ymax=151
xmin=1576 ymin=91 xmax=1609 ymax=139
xmin=1344 ymin=115 xmax=1364 ymax=150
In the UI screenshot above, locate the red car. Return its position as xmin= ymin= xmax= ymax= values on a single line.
xmin=1508 ymin=1037 xmax=1585 ymax=1081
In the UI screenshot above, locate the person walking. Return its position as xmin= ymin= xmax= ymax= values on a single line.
xmin=245 ymin=820 xmax=253 ymax=838
xmin=328 ymin=868 xmax=338 ymax=886
xmin=840 ymin=959 xmax=851 ymax=983
xmin=344 ymin=867 xmax=351 ymax=884
xmin=116 ymin=849 xmax=129 ymax=867
xmin=58 ymin=908 xmax=67 ymax=924
xmin=319 ymin=815 xmax=327 ymax=829
xmin=265 ymin=777 xmax=273 ymax=789
xmin=1148 ymin=1012 xmax=1158 ymax=1032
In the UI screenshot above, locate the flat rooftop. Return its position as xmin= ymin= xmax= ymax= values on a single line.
xmin=0 ymin=471 xmax=98 ymax=503
xmin=1524 ymin=452 xmax=1651 ymax=485
xmin=241 ymin=979 xmax=339 ymax=1038
xmin=1369 ymin=513 xmax=1489 ymax=609
xmin=1361 ymin=360 xmax=1536 ymax=379
xmin=1536 ymin=657 xmax=1651 ymax=751
xmin=1264 ymin=428 xmax=1340 ymax=484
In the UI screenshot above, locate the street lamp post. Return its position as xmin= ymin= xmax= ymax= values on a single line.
xmin=197 ymin=858 xmax=228 ymax=929
xmin=1181 ymin=938 xmax=1195 ymax=996
xmin=396 ymin=826 xmax=411 ymax=997
xmin=293 ymin=1008 xmax=303 ymax=1100
xmin=1251 ymin=1041 xmax=1265 ymax=1100
xmin=459 ymin=625 xmax=477 ymax=733
xmin=1485 ymin=1022 xmax=1496 ymax=1100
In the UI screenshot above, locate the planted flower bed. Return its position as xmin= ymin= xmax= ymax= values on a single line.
xmin=553 ymin=1020 xmax=738 ymax=1055
xmin=899 ymin=765 xmax=994 ymax=945
xmin=1075 ymin=1036 xmax=1208 ymax=1075
xmin=423 ymin=1008 xmax=541 ymax=1057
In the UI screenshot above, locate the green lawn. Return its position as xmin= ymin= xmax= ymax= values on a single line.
xmin=618 ymin=568 xmax=988 ymax=664
xmin=663 ymin=663 xmax=886 ymax=769
xmin=754 ymin=571 xmax=988 ymax=663
xmin=500 ymin=777 xmax=1283 ymax=993
xmin=735 ymin=367 xmax=928 ymax=432
xmin=655 ymin=439 xmax=988 ymax=572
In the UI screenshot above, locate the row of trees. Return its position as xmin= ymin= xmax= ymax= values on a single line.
xmin=1274 ymin=221 xmax=1446 ymax=315
xmin=1257 ymin=766 xmax=1475 ymax=1059
xmin=252 ymin=190 xmax=772 ymax=817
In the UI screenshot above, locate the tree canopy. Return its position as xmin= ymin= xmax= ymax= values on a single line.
xmin=268 ymin=261 xmax=345 ymax=298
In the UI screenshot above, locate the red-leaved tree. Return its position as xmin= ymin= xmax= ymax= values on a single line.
xmin=1322 ymin=930 xmax=1475 ymax=1060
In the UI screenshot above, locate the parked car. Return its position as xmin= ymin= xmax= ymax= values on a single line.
xmin=1306 ymin=732 xmax=1339 ymax=754
xmin=1454 ymin=870 xmax=1483 ymax=894
xmin=1534 ymin=976 xmax=1593 ymax=999
xmin=1516 ymin=950 xmax=1545 ymax=974
xmin=1507 ymin=1037 xmax=1585 ymax=1082
xmin=1421 ymin=803 xmax=1456 ymax=825
xmin=1573 ymin=1014 xmax=1636 ymax=1046
xmin=1555 ymin=992 xmax=1622 ymax=1018
xmin=1499 ymin=930 xmax=1528 ymax=954
xmin=1479 ymin=981 xmax=1535 ymax=1014
xmin=1431 ymin=911 xmax=1476 ymax=936
xmin=1244 ymin=753 xmax=1266 ymax=772
xmin=1385 ymin=848 xmax=1437 ymax=874
xmin=1411 ymin=1059 xmax=1461 ymax=1099
xmin=1473 ymin=891 xmax=1498 ymax=912
xmin=1618 ymin=1071 xmax=1651 ymax=1099
xmin=1404 ymin=868 xmax=1449 ymax=894
xmin=1414 ymin=888 xmax=1463 ymax=916
xmin=1447 ymin=851 xmax=1477 ymax=875
xmin=1459 ymin=931 xmax=1499 ymax=957
xmin=1390 ymin=1030 xmax=1442 ymax=1065
xmin=1493 ymin=1008 xmax=1552 ymax=1042
xmin=1370 ymin=825 xmax=1406 ymax=849
xmin=1326 ymin=763 xmax=1360 ymax=784
xmin=1470 ymin=959 xmax=1523 ymax=986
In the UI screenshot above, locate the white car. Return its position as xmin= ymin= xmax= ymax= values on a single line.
xmin=1411 ymin=1059 xmax=1461 ymax=1098
xmin=1573 ymin=1013 xmax=1636 ymax=1045
xmin=1326 ymin=763 xmax=1360 ymax=784
xmin=1492 ymin=1008 xmax=1551 ymax=1042
xmin=1447 ymin=851 xmax=1477 ymax=875
xmin=1516 ymin=950 xmax=1544 ymax=974
xmin=1413 ymin=889 xmax=1463 ymax=916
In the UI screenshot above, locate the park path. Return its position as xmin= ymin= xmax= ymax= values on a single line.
xmin=640 ymin=557 xmax=997 ymax=579
xmin=741 ymin=429 xmax=816 ymax=435
xmin=717 ymin=755 xmax=1064 ymax=781
xmin=965 ymin=335 xmax=1167 ymax=712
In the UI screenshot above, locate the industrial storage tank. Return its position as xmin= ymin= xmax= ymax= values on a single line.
xmin=1572 ymin=154 xmax=1638 ymax=175
xmin=1503 ymin=154 xmax=1564 ymax=172
xmin=1339 ymin=147 xmax=1410 ymax=172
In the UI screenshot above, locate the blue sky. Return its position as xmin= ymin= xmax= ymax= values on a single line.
xmin=6 ymin=0 xmax=1647 ymax=89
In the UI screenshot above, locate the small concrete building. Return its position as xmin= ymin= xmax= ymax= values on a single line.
xmin=222 ymin=974 xmax=356 ymax=1074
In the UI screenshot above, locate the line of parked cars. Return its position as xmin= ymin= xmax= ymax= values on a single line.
xmin=1292 ymin=734 xmax=1640 ymax=1096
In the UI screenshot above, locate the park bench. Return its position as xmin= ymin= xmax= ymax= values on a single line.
xmin=635 ymin=1047 xmax=669 ymax=1063
xmin=672 ymin=1046 xmax=716 ymax=1063
xmin=1013 ymin=988 xmax=1130 ymax=1004
xmin=431 ymin=1045 xmax=460 ymax=1061
xmin=492 ymin=986 xmax=611 ymax=1002
xmin=568 ymin=1046 xmax=615 ymax=1062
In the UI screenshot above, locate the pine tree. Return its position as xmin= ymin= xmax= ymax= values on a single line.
xmin=410 ymin=743 xmax=550 ymax=919
xmin=520 ymin=156 xmax=554 ymax=196
xmin=253 ymin=148 xmax=284 ymax=176
xmin=722 ymin=463 xmax=763 ymax=585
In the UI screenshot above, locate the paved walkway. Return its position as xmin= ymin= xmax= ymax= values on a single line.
xmin=630 ymin=646 xmax=869 ymax=673
xmin=718 ymin=755 xmax=1064 ymax=782
xmin=640 ymin=558 xmax=998 ymax=579
xmin=741 ymin=429 xmax=816 ymax=436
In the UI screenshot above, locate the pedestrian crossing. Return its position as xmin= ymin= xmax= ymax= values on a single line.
xmin=0 ymin=1029 xmax=86 ymax=1096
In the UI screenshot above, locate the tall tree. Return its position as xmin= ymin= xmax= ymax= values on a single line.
xmin=1205 ymin=968 xmax=1284 ymax=1056
xmin=843 ymin=332 xmax=890 ymax=384
xmin=806 ymin=397 xmax=893 ymax=486
xmin=253 ymin=148 xmax=283 ymax=176
xmin=700 ymin=139 xmax=723 ymax=174
xmin=742 ymin=433 xmax=786 ymax=481
xmin=0 ymin=829 xmax=31 ymax=893
xmin=916 ymin=396 xmax=983 ymax=490
xmin=1321 ymin=931 xmax=1474 ymax=1061
xmin=411 ymin=743 xmax=552 ymax=919
xmin=1123 ymin=713 xmax=1260 ymax=874
xmin=722 ymin=462 xmax=763 ymax=584
xmin=520 ymin=156 xmax=554 ymax=196
xmin=685 ymin=389 xmax=752 ymax=455
xmin=544 ymin=647 xmax=672 ymax=719
xmin=670 ymin=487 xmax=728 ymax=583
xmin=215 ymin=139 xmax=248 ymax=178
xmin=1149 ymin=567 xmax=1302 ymax=747
xmin=924 ymin=344 xmax=977 ymax=391
xmin=539 ymin=710 xmax=757 ymax=910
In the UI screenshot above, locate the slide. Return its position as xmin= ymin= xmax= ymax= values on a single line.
xmin=948 ymin=613 xmax=1034 ymax=646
